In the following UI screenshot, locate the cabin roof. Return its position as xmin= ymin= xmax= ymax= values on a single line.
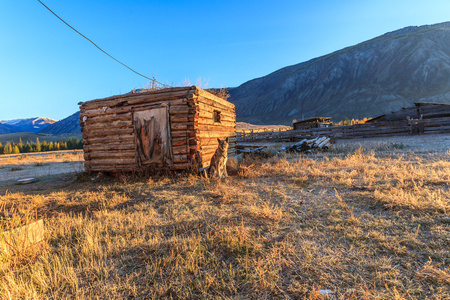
xmin=78 ymin=86 xmax=195 ymax=106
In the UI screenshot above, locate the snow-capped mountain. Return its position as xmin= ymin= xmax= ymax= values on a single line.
xmin=0 ymin=117 xmax=57 ymax=133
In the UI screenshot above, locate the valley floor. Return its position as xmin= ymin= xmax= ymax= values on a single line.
xmin=0 ymin=134 xmax=449 ymax=299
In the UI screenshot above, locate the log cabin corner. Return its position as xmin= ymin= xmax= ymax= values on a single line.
xmin=78 ymin=86 xmax=236 ymax=173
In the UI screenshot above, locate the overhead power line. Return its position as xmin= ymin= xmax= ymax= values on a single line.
xmin=36 ymin=0 xmax=170 ymax=88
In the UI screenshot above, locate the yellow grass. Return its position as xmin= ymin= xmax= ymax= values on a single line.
xmin=0 ymin=143 xmax=449 ymax=299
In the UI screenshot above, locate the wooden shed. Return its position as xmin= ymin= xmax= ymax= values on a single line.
xmin=78 ymin=86 xmax=236 ymax=173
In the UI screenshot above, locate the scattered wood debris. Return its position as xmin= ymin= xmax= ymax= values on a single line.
xmin=282 ymin=136 xmax=331 ymax=153
xmin=17 ymin=178 xmax=36 ymax=185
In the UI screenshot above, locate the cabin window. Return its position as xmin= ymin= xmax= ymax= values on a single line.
xmin=213 ymin=110 xmax=221 ymax=123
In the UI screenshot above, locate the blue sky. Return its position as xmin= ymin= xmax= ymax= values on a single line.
xmin=1 ymin=0 xmax=449 ymax=120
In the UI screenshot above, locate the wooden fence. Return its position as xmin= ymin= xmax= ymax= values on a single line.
xmin=237 ymin=117 xmax=450 ymax=142
xmin=236 ymin=128 xmax=292 ymax=142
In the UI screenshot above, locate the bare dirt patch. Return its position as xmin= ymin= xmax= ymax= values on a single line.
xmin=334 ymin=134 xmax=450 ymax=154
xmin=0 ymin=150 xmax=84 ymax=183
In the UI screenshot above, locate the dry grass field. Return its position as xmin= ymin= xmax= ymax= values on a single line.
xmin=0 ymin=135 xmax=449 ymax=299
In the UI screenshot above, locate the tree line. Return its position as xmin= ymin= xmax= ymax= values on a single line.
xmin=0 ymin=138 xmax=83 ymax=155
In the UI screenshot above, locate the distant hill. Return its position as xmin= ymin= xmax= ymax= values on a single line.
xmin=228 ymin=22 xmax=450 ymax=125
xmin=39 ymin=112 xmax=81 ymax=135
xmin=0 ymin=117 xmax=56 ymax=133
xmin=0 ymin=132 xmax=82 ymax=144
xmin=0 ymin=123 xmax=19 ymax=134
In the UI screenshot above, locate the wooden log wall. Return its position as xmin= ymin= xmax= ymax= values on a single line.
xmin=79 ymin=86 xmax=236 ymax=172
xmin=193 ymin=89 xmax=236 ymax=168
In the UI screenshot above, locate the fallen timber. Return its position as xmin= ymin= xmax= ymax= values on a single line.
xmin=282 ymin=136 xmax=331 ymax=153
xmin=235 ymin=136 xmax=331 ymax=156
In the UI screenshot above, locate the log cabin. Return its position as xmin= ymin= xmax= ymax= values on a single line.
xmin=78 ymin=86 xmax=236 ymax=173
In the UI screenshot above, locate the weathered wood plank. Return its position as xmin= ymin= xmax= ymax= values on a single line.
xmin=196 ymin=97 xmax=235 ymax=113
xmin=196 ymin=102 xmax=235 ymax=117
xmin=83 ymin=120 xmax=133 ymax=131
xmin=198 ymin=110 xmax=235 ymax=121
xmin=84 ymin=135 xmax=134 ymax=145
xmin=84 ymin=143 xmax=135 ymax=152
xmin=171 ymin=137 xmax=198 ymax=147
xmin=82 ymin=113 xmax=132 ymax=125
xmin=87 ymin=165 xmax=134 ymax=172
xmin=172 ymin=147 xmax=198 ymax=155
xmin=195 ymin=91 xmax=235 ymax=109
xmin=87 ymin=158 xmax=136 ymax=165
xmin=170 ymin=123 xmax=195 ymax=131
xmin=169 ymin=105 xmax=197 ymax=114
xmin=198 ymin=125 xmax=236 ymax=132
xmin=83 ymin=128 xmax=135 ymax=138
xmin=127 ymin=94 xmax=190 ymax=105
xmin=173 ymin=155 xmax=188 ymax=163
xmin=198 ymin=131 xmax=236 ymax=139
xmin=171 ymin=114 xmax=196 ymax=123
xmin=196 ymin=118 xmax=236 ymax=126
xmin=171 ymin=131 xmax=196 ymax=138
xmin=85 ymin=151 xmax=136 ymax=159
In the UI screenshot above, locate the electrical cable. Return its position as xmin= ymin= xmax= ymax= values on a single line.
xmin=36 ymin=0 xmax=170 ymax=88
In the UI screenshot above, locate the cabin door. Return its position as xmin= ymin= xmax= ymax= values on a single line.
xmin=133 ymin=105 xmax=173 ymax=167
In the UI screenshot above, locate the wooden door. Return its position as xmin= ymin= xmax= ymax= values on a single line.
xmin=133 ymin=106 xmax=173 ymax=167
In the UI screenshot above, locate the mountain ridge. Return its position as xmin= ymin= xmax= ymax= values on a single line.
xmin=39 ymin=112 xmax=81 ymax=135
xmin=0 ymin=117 xmax=56 ymax=133
xmin=228 ymin=22 xmax=450 ymax=124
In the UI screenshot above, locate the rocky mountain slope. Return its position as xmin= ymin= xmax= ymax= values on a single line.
xmin=0 ymin=117 xmax=56 ymax=133
xmin=228 ymin=22 xmax=450 ymax=125
xmin=39 ymin=112 xmax=81 ymax=135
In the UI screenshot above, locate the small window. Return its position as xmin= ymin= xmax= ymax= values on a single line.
xmin=213 ymin=110 xmax=221 ymax=123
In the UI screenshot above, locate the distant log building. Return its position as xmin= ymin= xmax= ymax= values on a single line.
xmin=293 ymin=117 xmax=332 ymax=130
xmin=366 ymin=102 xmax=450 ymax=134
xmin=79 ymin=86 xmax=236 ymax=173
xmin=367 ymin=102 xmax=450 ymax=123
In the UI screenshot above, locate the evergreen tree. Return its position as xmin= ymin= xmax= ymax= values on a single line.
xmin=41 ymin=140 xmax=49 ymax=152
xmin=18 ymin=138 xmax=24 ymax=153
xmin=26 ymin=141 xmax=33 ymax=152
xmin=35 ymin=138 xmax=41 ymax=152
xmin=3 ymin=143 xmax=12 ymax=154
xmin=12 ymin=145 xmax=20 ymax=154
